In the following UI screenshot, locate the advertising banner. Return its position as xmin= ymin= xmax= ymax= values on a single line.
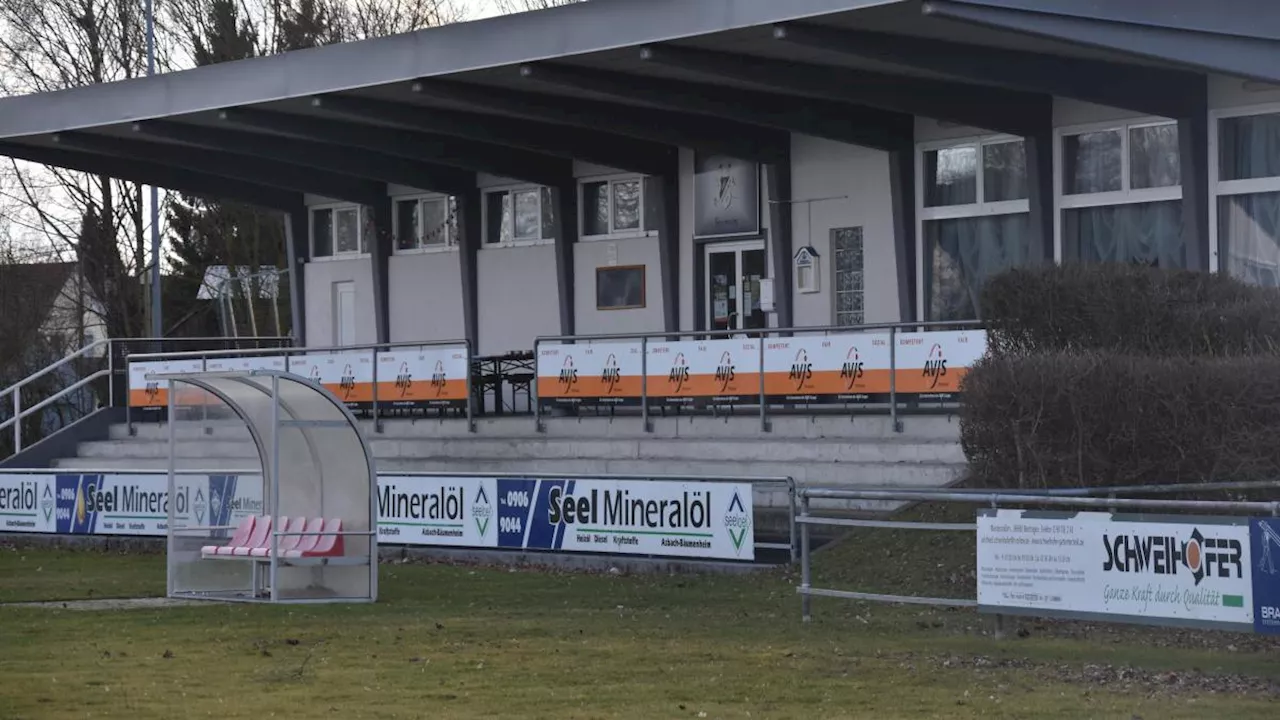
xmin=127 ymin=359 xmax=206 ymax=408
xmin=537 ymin=342 xmax=643 ymax=406
xmin=494 ymin=478 xmax=754 ymax=560
xmin=646 ymin=339 xmax=761 ymax=405
xmin=1 ymin=473 xmax=756 ymax=563
xmin=294 ymin=351 xmax=374 ymax=408
xmin=1251 ymin=518 xmax=1280 ymax=635
xmin=894 ymin=330 xmax=987 ymax=400
xmin=978 ymin=509 xmax=1254 ymax=630
xmin=762 ymin=333 xmax=892 ymax=404
xmin=376 ymin=475 xmax=497 ymax=547
xmin=203 ymin=355 xmax=287 ymax=374
xmin=375 ymin=347 xmax=469 ymax=409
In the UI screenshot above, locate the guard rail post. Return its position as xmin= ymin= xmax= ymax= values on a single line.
xmin=11 ymin=387 xmax=19 ymax=452
xmin=758 ymin=332 xmax=770 ymax=433
xmin=107 ymin=344 xmax=115 ymax=412
xmin=533 ymin=339 xmax=544 ymax=433
xmin=889 ymin=325 xmax=901 ymax=433
xmin=641 ymin=337 xmax=651 ymax=433
xmin=787 ymin=478 xmax=798 ymax=564
xmin=200 ymin=353 xmax=210 ymax=434
xmin=373 ymin=346 xmax=382 ymax=434
xmin=125 ymin=347 xmax=135 ymax=437
xmin=800 ymin=493 xmax=812 ymax=623
xmin=465 ymin=339 xmax=476 ymax=433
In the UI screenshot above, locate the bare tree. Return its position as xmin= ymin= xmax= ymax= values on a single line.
xmin=494 ymin=0 xmax=581 ymax=12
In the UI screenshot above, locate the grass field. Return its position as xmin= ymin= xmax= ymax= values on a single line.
xmin=3 ymin=518 xmax=1279 ymax=719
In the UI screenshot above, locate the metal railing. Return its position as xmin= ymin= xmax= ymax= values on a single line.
xmin=533 ymin=319 xmax=982 ymax=434
xmin=795 ymin=484 xmax=1280 ymax=623
xmin=127 ymin=338 xmax=474 ymax=434
xmin=0 ymin=336 xmax=292 ymax=457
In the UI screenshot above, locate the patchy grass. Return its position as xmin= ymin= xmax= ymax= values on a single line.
xmin=1 ymin=529 xmax=1279 ymax=719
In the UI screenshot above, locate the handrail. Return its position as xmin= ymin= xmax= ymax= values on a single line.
xmin=126 ymin=338 xmax=465 ymax=363
xmin=0 ymin=369 xmax=108 ymax=435
xmin=0 ymin=339 xmax=111 ymax=401
xmin=533 ymin=319 xmax=981 ymax=345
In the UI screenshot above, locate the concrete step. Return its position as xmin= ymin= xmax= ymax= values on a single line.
xmin=114 ymin=413 xmax=962 ymax=442
xmin=77 ymin=436 xmax=966 ymax=465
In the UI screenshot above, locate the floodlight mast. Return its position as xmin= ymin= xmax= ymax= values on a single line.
xmin=1259 ymin=521 xmax=1280 ymax=575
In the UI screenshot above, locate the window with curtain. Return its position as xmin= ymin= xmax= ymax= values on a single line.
xmin=394 ymin=195 xmax=456 ymax=251
xmin=1060 ymin=120 xmax=1183 ymax=267
xmin=581 ymin=177 xmax=646 ymax=237
xmin=919 ymin=136 xmax=1031 ymax=321
xmin=310 ymin=204 xmax=366 ymax=258
xmin=1217 ymin=111 xmax=1280 ymax=287
xmin=484 ymin=187 xmax=554 ymax=246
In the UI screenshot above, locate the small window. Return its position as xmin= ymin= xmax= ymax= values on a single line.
xmin=581 ymin=177 xmax=647 ymax=237
xmin=924 ymin=146 xmax=977 ymax=207
xmin=394 ymin=195 xmax=456 ymax=251
xmin=982 ymin=141 xmax=1028 ymax=202
xmin=1219 ymin=112 xmax=1280 ymax=181
xmin=395 ymin=199 xmax=419 ymax=250
xmin=335 ymin=207 xmax=359 ymax=254
xmin=485 ymin=187 xmax=553 ymax=245
xmin=312 ymin=208 xmax=334 ymax=257
xmin=1063 ymin=130 xmax=1123 ymax=195
xmin=311 ymin=204 xmax=369 ymax=258
xmin=1130 ymin=124 xmax=1180 ymax=189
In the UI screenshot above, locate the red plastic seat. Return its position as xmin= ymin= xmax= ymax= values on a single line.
xmin=250 ymin=516 xmax=307 ymax=557
xmin=201 ymin=515 xmax=255 ymax=556
xmin=304 ymin=518 xmax=344 ymax=558
xmin=283 ymin=517 xmax=326 ymax=558
xmin=230 ymin=516 xmax=272 ymax=556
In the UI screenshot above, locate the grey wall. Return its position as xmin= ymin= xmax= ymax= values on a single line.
xmin=573 ymin=235 xmax=665 ymax=335
xmin=389 ymin=252 xmax=466 ymax=343
xmin=477 ymin=243 xmax=559 ymax=354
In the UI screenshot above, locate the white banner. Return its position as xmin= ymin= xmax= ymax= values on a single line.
xmin=895 ymin=329 xmax=988 ymax=398
xmin=537 ymin=342 xmax=644 ymax=404
xmin=128 ymin=359 xmax=206 ymax=407
xmin=646 ymin=339 xmax=761 ymax=404
xmin=374 ymin=347 xmax=468 ymax=407
xmin=203 ymin=355 xmax=287 ymax=373
xmin=762 ymin=333 xmax=892 ymax=402
xmin=496 ymin=478 xmax=754 ymax=560
xmin=295 ymin=351 xmax=374 ymax=405
xmin=376 ymin=475 xmax=496 ymax=547
xmin=978 ymin=510 xmax=1254 ymax=629
xmin=0 ymin=474 xmax=53 ymax=533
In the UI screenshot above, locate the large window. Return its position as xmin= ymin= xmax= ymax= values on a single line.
xmin=1059 ymin=120 xmax=1184 ymax=268
xmin=581 ymin=176 xmax=645 ymax=237
xmin=484 ymin=186 xmax=554 ymax=246
xmin=919 ymin=136 xmax=1031 ymax=321
xmin=1214 ymin=109 xmax=1280 ymax=287
xmin=311 ymin=204 xmax=369 ymax=259
xmin=394 ymin=195 xmax=456 ymax=251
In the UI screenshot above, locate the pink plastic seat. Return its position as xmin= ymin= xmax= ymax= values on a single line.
xmin=250 ymin=516 xmax=307 ymax=557
xmin=303 ymin=518 xmax=344 ymax=558
xmin=201 ymin=515 xmax=255 ymax=556
xmin=230 ymin=516 xmax=272 ymax=556
xmin=282 ymin=517 xmax=326 ymax=558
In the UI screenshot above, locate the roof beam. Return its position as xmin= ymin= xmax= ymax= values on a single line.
xmin=0 ymin=141 xmax=300 ymax=212
xmin=933 ymin=0 xmax=1280 ymax=41
xmin=312 ymin=94 xmax=675 ymax=177
xmin=923 ymin=0 xmax=1280 ymax=84
xmin=518 ymin=62 xmax=912 ymax=151
xmin=134 ymin=120 xmax=475 ymax=196
xmin=411 ymin=79 xmax=788 ymax=164
xmin=221 ymin=107 xmax=572 ymax=187
xmin=773 ymin=23 xmax=1202 ymax=118
xmin=637 ymin=44 xmax=1051 ymax=137
xmin=50 ymin=131 xmax=383 ymax=205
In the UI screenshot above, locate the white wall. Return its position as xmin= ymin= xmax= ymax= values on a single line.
xmin=477 ymin=244 xmax=559 ymax=355
xmin=1209 ymin=74 xmax=1280 ymax=110
xmin=304 ymin=258 xmax=375 ymax=347
xmin=790 ymin=134 xmax=899 ymax=326
xmin=574 ymin=236 xmax=664 ymax=335
xmin=389 ymin=252 xmax=465 ymax=343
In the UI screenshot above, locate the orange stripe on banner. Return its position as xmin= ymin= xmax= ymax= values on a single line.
xmin=763 ymin=369 xmax=893 ymax=396
xmin=129 ymin=388 xmax=166 ymax=408
xmin=894 ymin=367 xmax=970 ymax=394
xmin=649 ymin=372 xmax=761 ymax=399
xmin=322 ymin=381 xmax=375 ymax=404
xmin=374 ymin=379 xmax=467 ymax=402
xmin=538 ymin=375 xmax=643 ymax=399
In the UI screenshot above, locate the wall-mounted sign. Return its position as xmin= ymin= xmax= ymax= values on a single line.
xmin=794 ymin=246 xmax=820 ymax=294
xmin=693 ymin=153 xmax=761 ymax=238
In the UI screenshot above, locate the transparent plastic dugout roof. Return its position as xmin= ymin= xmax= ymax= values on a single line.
xmin=152 ymin=370 xmax=377 ymax=604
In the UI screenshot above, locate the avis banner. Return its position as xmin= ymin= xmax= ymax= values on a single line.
xmin=537 ymin=342 xmax=644 ymax=406
xmin=978 ymin=509 xmax=1255 ymax=630
xmin=127 ymin=359 xmax=206 ymax=408
xmin=646 ymin=339 xmax=761 ymax=405
xmin=761 ymin=333 xmax=892 ymax=403
xmin=375 ymin=347 xmax=469 ymax=409
xmin=295 ymin=351 xmax=374 ymax=408
xmin=494 ymin=478 xmax=754 ymax=560
xmin=895 ymin=330 xmax=987 ymax=400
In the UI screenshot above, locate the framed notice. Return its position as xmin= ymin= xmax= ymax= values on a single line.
xmin=694 ymin=153 xmax=760 ymax=238
xmin=596 ymin=265 xmax=646 ymax=310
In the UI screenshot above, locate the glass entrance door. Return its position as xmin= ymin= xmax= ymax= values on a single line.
xmin=706 ymin=242 xmax=767 ymax=331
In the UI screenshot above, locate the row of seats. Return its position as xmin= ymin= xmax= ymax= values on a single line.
xmin=201 ymin=515 xmax=345 ymax=560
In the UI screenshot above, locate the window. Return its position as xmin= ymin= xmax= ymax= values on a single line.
xmin=484 ymin=187 xmax=554 ymax=245
xmin=832 ymin=228 xmax=864 ymax=326
xmin=394 ymin=195 xmax=456 ymax=251
xmin=1059 ymin=120 xmax=1183 ymax=268
xmin=1215 ymin=109 xmax=1280 ymax=287
xmin=919 ymin=136 xmax=1031 ymax=321
xmin=581 ymin=177 xmax=645 ymax=237
xmin=311 ymin=204 xmax=368 ymax=259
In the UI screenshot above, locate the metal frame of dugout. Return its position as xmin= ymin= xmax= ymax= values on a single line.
xmin=154 ymin=369 xmax=377 ymax=604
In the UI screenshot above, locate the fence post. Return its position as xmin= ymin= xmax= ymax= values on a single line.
xmin=200 ymin=354 xmax=211 ymax=434
xmin=107 ymin=342 xmax=115 ymax=410
xmin=758 ymin=333 xmax=770 ymax=433
xmin=788 ymin=478 xmax=798 ymax=564
xmin=889 ymin=326 xmax=901 ymax=433
xmin=800 ymin=493 xmax=812 ymax=623
xmin=641 ymin=337 xmax=651 ymax=433
xmin=126 ymin=349 xmax=135 ymax=437
xmin=533 ymin=339 xmax=544 ymax=433
xmin=11 ymin=387 xmax=19 ymax=453
xmin=465 ymin=340 xmax=476 ymax=433
xmin=372 ymin=346 xmax=382 ymax=434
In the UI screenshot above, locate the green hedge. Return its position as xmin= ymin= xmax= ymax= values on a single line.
xmin=980 ymin=264 xmax=1280 ymax=357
